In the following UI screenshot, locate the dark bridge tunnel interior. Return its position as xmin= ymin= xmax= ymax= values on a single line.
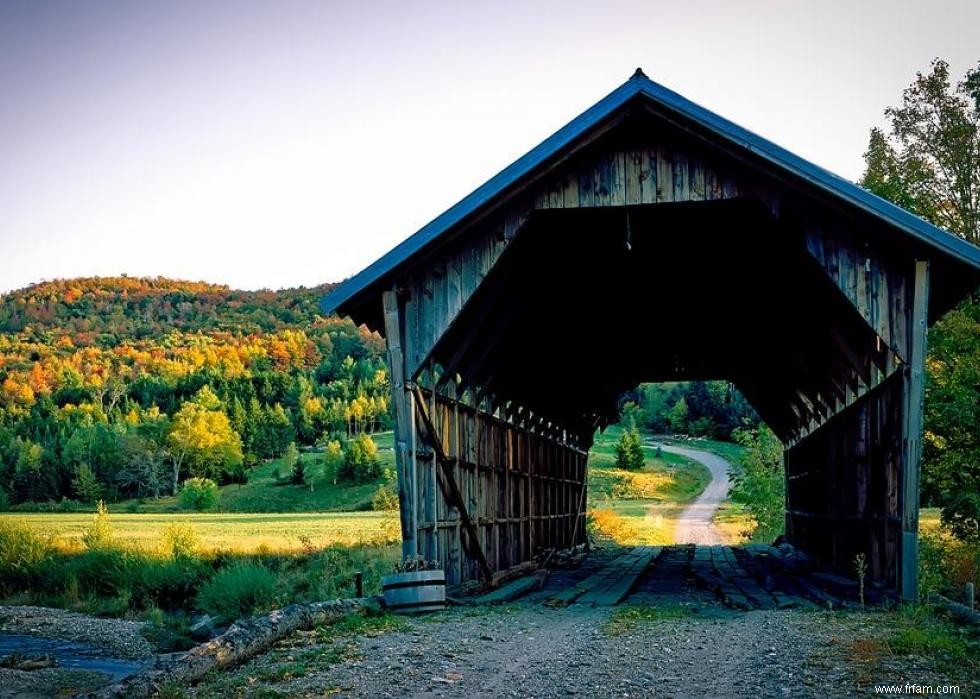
xmin=427 ymin=198 xmax=884 ymax=444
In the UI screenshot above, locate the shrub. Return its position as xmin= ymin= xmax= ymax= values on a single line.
xmin=614 ymin=427 xmax=645 ymax=471
xmin=941 ymin=490 xmax=980 ymax=545
xmin=196 ymin=563 xmax=276 ymax=621
xmin=285 ymin=541 xmax=400 ymax=602
xmin=919 ymin=530 xmax=980 ymax=599
xmin=371 ymin=484 xmax=399 ymax=511
xmin=135 ymin=559 xmax=208 ymax=611
xmin=179 ymin=478 xmax=219 ymax=511
xmin=12 ymin=498 xmax=83 ymax=513
xmin=141 ymin=608 xmax=197 ymax=652
xmin=589 ymin=508 xmax=640 ymax=543
xmin=340 ymin=434 xmax=383 ymax=482
xmin=57 ymin=497 xmax=83 ymax=512
xmin=0 ymin=489 xmax=10 ymax=512
xmin=161 ymin=523 xmax=199 ymax=560
xmin=0 ymin=520 xmax=51 ymax=589
xmin=66 ymin=547 xmax=135 ymax=598
xmin=82 ymin=500 xmax=113 ymax=549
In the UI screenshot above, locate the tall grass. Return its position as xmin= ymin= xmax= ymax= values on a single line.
xmin=0 ymin=509 xmax=400 ymax=625
xmin=0 ymin=519 xmax=51 ymax=591
xmin=196 ymin=563 xmax=276 ymax=621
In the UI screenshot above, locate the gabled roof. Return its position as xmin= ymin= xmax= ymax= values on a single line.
xmin=323 ymin=69 xmax=980 ymax=316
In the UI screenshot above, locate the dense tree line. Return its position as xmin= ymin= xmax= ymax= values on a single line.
xmin=0 ymin=278 xmax=391 ymax=507
xmin=619 ymin=381 xmax=759 ymax=441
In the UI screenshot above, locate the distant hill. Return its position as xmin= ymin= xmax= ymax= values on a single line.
xmin=0 ymin=276 xmax=338 ymax=344
xmin=0 ymin=275 xmax=390 ymax=508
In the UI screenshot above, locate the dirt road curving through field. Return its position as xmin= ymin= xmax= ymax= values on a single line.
xmin=659 ymin=444 xmax=732 ymax=545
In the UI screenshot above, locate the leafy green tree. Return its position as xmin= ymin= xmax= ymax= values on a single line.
xmin=290 ymin=460 xmax=306 ymax=487
xmin=860 ymin=58 xmax=980 ymax=543
xmin=262 ymin=404 xmax=294 ymax=458
xmin=11 ymin=438 xmax=56 ymax=503
xmin=614 ymin=427 xmax=645 ymax=471
xmin=281 ymin=443 xmax=306 ymax=486
xmin=923 ymin=300 xmax=980 ymax=543
xmin=116 ymin=429 xmax=168 ymax=499
xmin=281 ymin=441 xmax=299 ymax=472
xmin=861 ymin=59 xmax=979 ymax=245
xmin=634 ymin=382 xmax=758 ymax=438
xmin=72 ymin=464 xmax=102 ymax=504
xmin=618 ymin=401 xmax=642 ymax=431
xmin=666 ymin=397 xmax=688 ymax=433
xmin=730 ymin=426 xmax=785 ymax=542
xmin=63 ymin=423 xmax=125 ymax=487
xmin=229 ymin=397 xmax=252 ymax=457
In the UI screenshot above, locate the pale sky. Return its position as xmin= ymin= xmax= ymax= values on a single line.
xmin=1 ymin=0 xmax=977 ymax=294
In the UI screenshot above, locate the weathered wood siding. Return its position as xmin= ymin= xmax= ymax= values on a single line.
xmin=410 ymin=385 xmax=588 ymax=586
xmin=785 ymin=372 xmax=904 ymax=586
xmin=789 ymin=241 xmax=928 ymax=595
xmin=806 ymin=226 xmax=912 ymax=367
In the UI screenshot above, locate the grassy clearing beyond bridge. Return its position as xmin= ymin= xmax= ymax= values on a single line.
xmin=4 ymin=511 xmax=399 ymax=554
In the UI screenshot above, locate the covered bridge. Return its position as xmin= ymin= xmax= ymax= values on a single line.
xmin=323 ymin=70 xmax=980 ymax=600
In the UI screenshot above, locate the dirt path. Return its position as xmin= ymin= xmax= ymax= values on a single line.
xmin=659 ymin=444 xmax=731 ymax=545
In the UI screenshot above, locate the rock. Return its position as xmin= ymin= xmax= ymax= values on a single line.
xmin=189 ymin=614 xmax=216 ymax=641
xmin=8 ymin=655 xmax=59 ymax=671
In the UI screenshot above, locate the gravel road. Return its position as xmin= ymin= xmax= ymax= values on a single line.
xmin=313 ymin=606 xmax=817 ymax=698
xmin=197 ymin=603 xmax=972 ymax=698
xmin=660 ymin=445 xmax=731 ymax=545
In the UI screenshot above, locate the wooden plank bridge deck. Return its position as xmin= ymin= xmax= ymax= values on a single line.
xmin=573 ymin=546 xmax=661 ymax=607
xmin=495 ymin=544 xmax=880 ymax=611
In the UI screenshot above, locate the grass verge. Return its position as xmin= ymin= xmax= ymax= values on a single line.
xmin=603 ymin=603 xmax=693 ymax=636
xmin=588 ymin=425 xmax=714 ymax=546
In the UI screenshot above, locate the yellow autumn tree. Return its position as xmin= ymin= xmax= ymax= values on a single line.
xmin=167 ymin=386 xmax=243 ymax=494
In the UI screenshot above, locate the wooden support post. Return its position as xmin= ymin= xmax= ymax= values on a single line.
xmin=900 ymin=260 xmax=929 ymax=601
xmin=783 ymin=450 xmax=792 ymax=544
xmin=383 ymin=290 xmax=417 ymax=561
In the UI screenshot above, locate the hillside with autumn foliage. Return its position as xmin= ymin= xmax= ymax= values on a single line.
xmin=0 ymin=277 xmax=391 ymax=507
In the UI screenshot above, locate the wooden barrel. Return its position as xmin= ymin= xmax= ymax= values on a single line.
xmin=381 ymin=570 xmax=446 ymax=614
